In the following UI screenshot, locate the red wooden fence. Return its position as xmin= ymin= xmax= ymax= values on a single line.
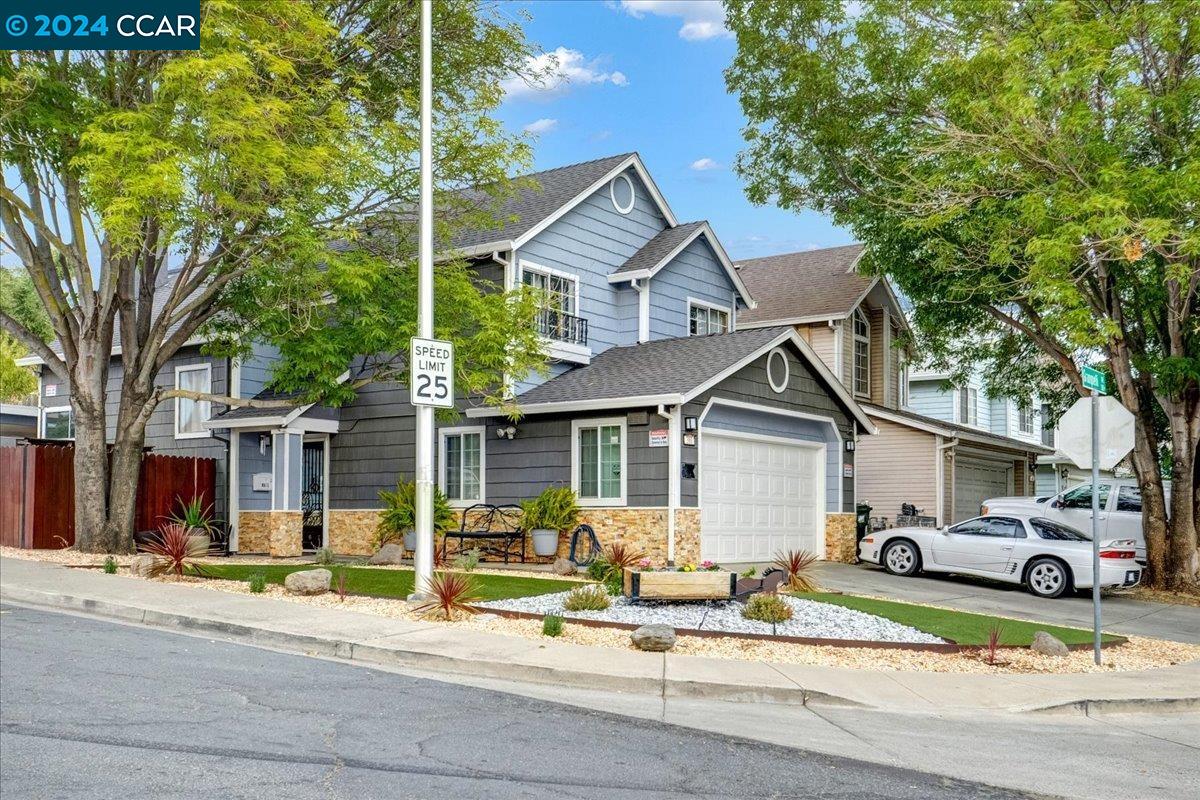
xmin=0 ymin=443 xmax=216 ymax=549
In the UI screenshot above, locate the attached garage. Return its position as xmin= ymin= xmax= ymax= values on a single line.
xmin=952 ymin=455 xmax=1013 ymax=523
xmin=700 ymin=431 xmax=825 ymax=562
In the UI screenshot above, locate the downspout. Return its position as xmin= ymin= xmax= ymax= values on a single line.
xmin=936 ymin=437 xmax=958 ymax=525
xmin=657 ymin=403 xmax=680 ymax=565
xmin=632 ymin=277 xmax=650 ymax=344
xmin=228 ymin=357 xmax=241 ymax=551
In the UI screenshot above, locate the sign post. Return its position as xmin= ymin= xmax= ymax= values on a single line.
xmin=410 ymin=0 xmax=436 ymax=600
xmin=1058 ymin=367 xmax=1134 ymax=666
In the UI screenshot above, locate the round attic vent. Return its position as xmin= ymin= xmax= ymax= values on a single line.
xmin=767 ymin=347 xmax=790 ymax=393
xmin=610 ymin=174 xmax=635 ymax=214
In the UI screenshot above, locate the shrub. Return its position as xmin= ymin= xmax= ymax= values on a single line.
xmin=414 ymin=572 xmax=480 ymax=621
xmin=248 ymin=572 xmax=267 ymax=593
xmin=334 ymin=569 xmax=349 ymax=601
xmin=740 ymin=566 xmax=757 ymax=579
xmin=138 ymin=523 xmax=209 ymax=578
xmin=102 ymin=556 xmax=117 ymax=574
xmin=562 ymin=584 xmax=611 ymax=611
xmin=986 ymin=622 xmax=1004 ymax=666
xmin=772 ymin=549 xmax=820 ymax=593
xmin=586 ymin=557 xmax=610 ymax=582
xmin=453 ymin=548 xmax=481 ymax=572
xmin=742 ymin=593 xmax=794 ymax=624
xmin=376 ymin=479 xmax=455 ymax=546
xmin=520 ymin=486 xmax=580 ymax=531
xmin=167 ymin=494 xmax=218 ymax=537
xmin=542 ymin=614 xmax=564 ymax=637
xmin=313 ymin=546 xmax=336 ymax=566
xmin=604 ymin=572 xmax=624 ymax=596
xmin=603 ymin=541 xmax=645 ymax=575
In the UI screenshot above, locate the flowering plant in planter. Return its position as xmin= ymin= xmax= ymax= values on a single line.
xmin=699 ymin=560 xmax=720 ymax=571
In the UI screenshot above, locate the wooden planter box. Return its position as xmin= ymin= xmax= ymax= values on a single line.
xmin=623 ymin=568 xmax=737 ymax=602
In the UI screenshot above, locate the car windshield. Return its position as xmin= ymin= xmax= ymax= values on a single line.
xmin=1030 ymin=518 xmax=1089 ymax=541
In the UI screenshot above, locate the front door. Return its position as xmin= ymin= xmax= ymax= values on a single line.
xmin=301 ymin=439 xmax=325 ymax=551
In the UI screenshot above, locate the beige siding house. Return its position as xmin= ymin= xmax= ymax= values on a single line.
xmin=736 ymin=245 xmax=1052 ymax=526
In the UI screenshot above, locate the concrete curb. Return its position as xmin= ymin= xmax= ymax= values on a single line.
xmin=3 ymin=580 xmax=1197 ymax=716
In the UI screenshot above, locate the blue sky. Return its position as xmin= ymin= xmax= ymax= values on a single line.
xmin=492 ymin=0 xmax=853 ymax=260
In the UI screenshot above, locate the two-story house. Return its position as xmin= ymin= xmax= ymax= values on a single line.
xmin=736 ymin=244 xmax=1051 ymax=526
xmin=187 ymin=153 xmax=875 ymax=564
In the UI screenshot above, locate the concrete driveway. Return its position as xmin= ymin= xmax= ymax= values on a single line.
xmin=812 ymin=561 xmax=1200 ymax=643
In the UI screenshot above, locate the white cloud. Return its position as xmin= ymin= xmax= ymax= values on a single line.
xmin=523 ymin=118 xmax=559 ymax=134
xmin=503 ymin=47 xmax=629 ymax=101
xmin=591 ymin=130 xmax=613 ymax=142
xmin=689 ymin=157 xmax=721 ymax=171
xmin=614 ymin=1 xmax=730 ymax=42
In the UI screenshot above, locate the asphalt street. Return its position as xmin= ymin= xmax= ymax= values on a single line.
xmin=0 ymin=604 xmax=1031 ymax=800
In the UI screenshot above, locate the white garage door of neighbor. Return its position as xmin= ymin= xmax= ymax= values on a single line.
xmin=953 ymin=457 xmax=1012 ymax=523
xmin=700 ymin=432 xmax=824 ymax=563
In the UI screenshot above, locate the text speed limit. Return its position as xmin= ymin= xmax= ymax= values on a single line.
xmin=410 ymin=337 xmax=454 ymax=408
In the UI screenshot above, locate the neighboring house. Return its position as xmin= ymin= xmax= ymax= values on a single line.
xmin=736 ymin=245 xmax=1052 ymax=526
xmin=0 ymin=393 xmax=39 ymax=445
xmin=196 ymin=152 xmax=874 ymax=564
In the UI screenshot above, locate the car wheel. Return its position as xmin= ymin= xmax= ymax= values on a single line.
xmin=882 ymin=540 xmax=921 ymax=577
xmin=1026 ymin=558 xmax=1070 ymax=599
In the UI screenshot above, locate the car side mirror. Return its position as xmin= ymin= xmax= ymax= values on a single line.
xmin=1050 ymin=498 xmax=1062 ymax=509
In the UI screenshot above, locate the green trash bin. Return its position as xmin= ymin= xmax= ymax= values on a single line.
xmin=855 ymin=502 xmax=872 ymax=541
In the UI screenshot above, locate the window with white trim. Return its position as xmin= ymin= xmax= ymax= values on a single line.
xmin=573 ymin=418 xmax=626 ymax=505
xmin=42 ymin=406 xmax=73 ymax=439
xmin=959 ymin=386 xmax=978 ymax=426
xmin=688 ymin=301 xmax=729 ymax=336
xmin=852 ymin=308 xmax=870 ymax=396
xmin=1018 ymin=403 xmax=1035 ymax=435
xmin=522 ymin=266 xmax=577 ymax=316
xmin=175 ymin=364 xmax=212 ymax=438
xmin=440 ymin=427 xmax=484 ymax=505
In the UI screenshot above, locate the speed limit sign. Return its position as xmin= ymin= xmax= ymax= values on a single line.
xmin=410 ymin=337 xmax=455 ymax=408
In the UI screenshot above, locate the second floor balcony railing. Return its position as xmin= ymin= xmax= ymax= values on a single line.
xmin=535 ymin=308 xmax=588 ymax=347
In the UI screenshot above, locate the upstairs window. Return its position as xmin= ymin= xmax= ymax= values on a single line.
xmin=1018 ymin=404 xmax=1036 ymax=435
xmin=522 ymin=263 xmax=585 ymax=346
xmin=688 ymin=300 xmax=729 ymax=336
xmin=852 ymin=308 xmax=870 ymax=396
xmin=959 ymin=386 xmax=978 ymax=426
xmin=42 ymin=406 xmax=73 ymax=439
xmin=175 ymin=363 xmax=212 ymax=439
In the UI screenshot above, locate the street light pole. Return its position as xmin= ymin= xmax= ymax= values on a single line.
xmin=412 ymin=0 xmax=435 ymax=599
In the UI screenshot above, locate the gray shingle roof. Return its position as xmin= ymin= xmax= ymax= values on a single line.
xmin=862 ymin=402 xmax=1053 ymax=454
xmin=612 ymin=221 xmax=705 ymax=276
xmin=514 ymin=327 xmax=792 ymax=406
xmin=736 ymin=244 xmax=869 ymax=324
xmin=449 ymin=153 xmax=635 ymax=250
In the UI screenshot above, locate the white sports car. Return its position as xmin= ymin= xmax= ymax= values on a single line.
xmin=858 ymin=515 xmax=1142 ymax=598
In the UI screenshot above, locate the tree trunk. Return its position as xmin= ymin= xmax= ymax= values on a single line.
xmin=102 ymin=414 xmax=149 ymax=554
xmin=70 ymin=346 xmax=113 ymax=553
xmin=1164 ymin=410 xmax=1199 ymax=590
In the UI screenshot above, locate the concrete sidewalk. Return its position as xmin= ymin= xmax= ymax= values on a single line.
xmin=2 ymin=556 xmax=1197 ymax=715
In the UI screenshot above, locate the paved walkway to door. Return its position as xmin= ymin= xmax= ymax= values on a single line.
xmin=811 ymin=561 xmax=1200 ymax=644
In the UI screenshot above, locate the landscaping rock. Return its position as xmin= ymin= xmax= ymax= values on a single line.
xmin=130 ymin=555 xmax=157 ymax=577
xmin=631 ymin=624 xmax=676 ymax=652
xmin=552 ymin=558 xmax=577 ymax=576
xmin=474 ymin=613 xmax=500 ymax=623
xmin=369 ymin=543 xmax=405 ymax=565
xmin=1031 ymin=631 xmax=1070 ymax=658
xmin=284 ymin=568 xmax=332 ymax=595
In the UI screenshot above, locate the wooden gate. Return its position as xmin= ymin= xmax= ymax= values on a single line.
xmin=0 ymin=443 xmax=216 ymax=549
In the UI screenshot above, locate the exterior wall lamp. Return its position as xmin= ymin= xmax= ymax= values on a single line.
xmin=496 ymin=424 xmax=517 ymax=440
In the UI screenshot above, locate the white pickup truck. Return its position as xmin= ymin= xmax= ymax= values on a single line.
xmin=981 ymin=478 xmax=1165 ymax=565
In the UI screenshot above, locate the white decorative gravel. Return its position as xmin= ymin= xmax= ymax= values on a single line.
xmin=478 ymin=591 xmax=945 ymax=644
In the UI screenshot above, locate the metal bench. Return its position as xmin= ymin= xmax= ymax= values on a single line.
xmin=440 ymin=503 xmax=525 ymax=564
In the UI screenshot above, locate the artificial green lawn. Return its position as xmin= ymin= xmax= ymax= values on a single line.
xmin=793 ymin=592 xmax=1121 ymax=646
xmin=195 ymin=563 xmax=578 ymax=601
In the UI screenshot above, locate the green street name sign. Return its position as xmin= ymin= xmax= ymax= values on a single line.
xmin=1081 ymin=365 xmax=1109 ymax=394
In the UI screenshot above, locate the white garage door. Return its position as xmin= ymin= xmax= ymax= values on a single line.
xmin=953 ymin=457 xmax=1012 ymax=522
xmin=700 ymin=432 xmax=824 ymax=562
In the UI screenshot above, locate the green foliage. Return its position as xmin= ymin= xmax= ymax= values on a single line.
xmin=0 ymin=269 xmax=50 ymax=402
xmin=313 ymin=547 xmax=336 ymax=566
xmin=452 ymin=548 xmax=481 ymax=573
xmin=742 ymin=593 xmax=793 ymax=624
xmin=520 ymin=486 xmax=580 ymax=532
xmin=248 ymin=573 xmax=267 ymax=594
xmin=562 ymin=584 xmax=611 ymax=612
xmin=168 ymin=495 xmax=218 ymax=536
xmin=586 ymin=558 xmax=610 ymax=582
xmin=542 ymin=614 xmax=564 ymax=637
xmin=603 ymin=572 xmax=624 ymax=597
xmin=102 ymin=556 xmax=117 ymax=575
xmin=376 ymin=479 xmax=455 ymax=546
xmin=740 ymin=566 xmax=758 ymax=579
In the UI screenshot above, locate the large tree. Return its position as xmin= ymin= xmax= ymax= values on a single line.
xmin=726 ymin=0 xmax=1199 ymax=589
xmin=1 ymin=0 xmax=546 ymax=553
xmin=0 ymin=267 xmax=51 ymax=400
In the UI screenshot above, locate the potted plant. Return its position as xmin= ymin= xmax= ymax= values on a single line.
xmin=164 ymin=494 xmax=221 ymax=552
xmin=377 ymin=479 xmax=455 ymax=552
xmin=520 ymin=486 xmax=580 ymax=557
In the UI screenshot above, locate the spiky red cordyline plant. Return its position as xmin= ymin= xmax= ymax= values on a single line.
xmin=986 ymin=622 xmax=1004 ymax=666
xmin=603 ymin=541 xmax=645 ymax=573
xmin=414 ymin=571 xmax=480 ymax=621
xmin=138 ymin=523 xmax=210 ymax=578
xmin=772 ymin=549 xmax=820 ymax=593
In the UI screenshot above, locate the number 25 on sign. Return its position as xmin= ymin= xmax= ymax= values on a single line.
xmin=410 ymin=337 xmax=455 ymax=408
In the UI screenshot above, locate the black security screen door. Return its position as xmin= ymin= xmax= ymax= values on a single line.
xmin=301 ymin=440 xmax=325 ymax=551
